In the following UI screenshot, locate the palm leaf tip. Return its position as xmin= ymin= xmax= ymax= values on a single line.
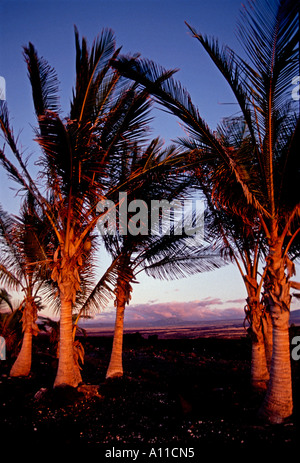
xmin=23 ymin=42 xmax=60 ymax=116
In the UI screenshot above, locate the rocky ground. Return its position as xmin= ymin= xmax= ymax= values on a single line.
xmin=0 ymin=331 xmax=300 ymax=456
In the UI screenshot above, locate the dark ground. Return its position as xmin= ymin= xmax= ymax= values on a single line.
xmin=1 ymin=330 xmax=300 ymax=456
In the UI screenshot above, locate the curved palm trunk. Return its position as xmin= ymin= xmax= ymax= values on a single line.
xmin=106 ymin=280 xmax=127 ymax=379
xmin=259 ymin=245 xmax=293 ymax=423
xmin=10 ymin=301 xmax=34 ymax=377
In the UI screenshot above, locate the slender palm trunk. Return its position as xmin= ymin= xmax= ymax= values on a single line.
xmin=106 ymin=281 xmax=127 ymax=379
xmin=54 ymin=286 xmax=82 ymax=388
xmin=10 ymin=301 xmax=34 ymax=377
xmin=259 ymin=244 xmax=293 ymax=423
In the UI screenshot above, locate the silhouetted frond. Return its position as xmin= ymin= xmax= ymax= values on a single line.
xmin=23 ymin=42 xmax=60 ymax=116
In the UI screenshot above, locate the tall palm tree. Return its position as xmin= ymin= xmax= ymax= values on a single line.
xmin=112 ymin=0 xmax=300 ymax=422
xmin=206 ymin=201 xmax=272 ymax=389
xmin=80 ymin=138 xmax=224 ymax=379
xmin=0 ymin=28 xmax=180 ymax=388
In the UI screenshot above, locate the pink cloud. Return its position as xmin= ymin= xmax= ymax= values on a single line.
xmin=84 ymin=297 xmax=245 ymax=327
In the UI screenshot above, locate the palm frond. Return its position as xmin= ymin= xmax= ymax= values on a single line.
xmin=112 ymin=56 xmax=270 ymax=218
xmin=0 ymin=205 xmax=25 ymax=286
xmin=0 ymin=288 xmax=14 ymax=312
xmin=185 ymin=22 xmax=256 ymax=141
xmin=71 ymin=27 xmax=119 ymax=123
xmin=143 ymin=237 xmax=226 ymax=281
xmin=23 ymin=42 xmax=60 ymax=116
xmin=35 ymin=112 xmax=73 ymax=193
xmin=0 ymin=102 xmax=34 ymax=190
xmin=77 ymin=254 xmax=120 ymax=317
xmin=237 ymin=0 xmax=299 ymax=112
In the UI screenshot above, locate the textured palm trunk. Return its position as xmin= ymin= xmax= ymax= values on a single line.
xmin=262 ymin=310 xmax=273 ymax=372
xmin=106 ymin=282 xmax=127 ymax=379
xmin=259 ymin=244 xmax=293 ymax=423
xmin=10 ymin=302 xmax=34 ymax=377
xmin=54 ymin=294 xmax=81 ymax=388
xmin=246 ymin=293 xmax=269 ymax=391
xmin=251 ymin=333 xmax=269 ymax=391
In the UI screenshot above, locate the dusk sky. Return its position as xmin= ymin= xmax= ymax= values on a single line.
xmin=1 ymin=0 xmax=299 ymax=324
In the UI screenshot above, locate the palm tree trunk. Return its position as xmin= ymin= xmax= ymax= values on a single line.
xmin=251 ymin=336 xmax=269 ymax=391
xmin=262 ymin=309 xmax=273 ymax=372
xmin=247 ymin=295 xmax=269 ymax=391
xmin=106 ymin=281 xmax=127 ymax=379
xmin=259 ymin=310 xmax=292 ymax=423
xmin=10 ymin=302 xmax=34 ymax=377
xmin=54 ymin=290 xmax=82 ymax=388
xmin=259 ymin=246 xmax=293 ymax=423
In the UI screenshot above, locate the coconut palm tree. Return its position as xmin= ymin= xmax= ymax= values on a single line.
xmin=186 ymin=116 xmax=272 ymax=390
xmin=105 ymin=237 xmax=223 ymax=380
xmin=112 ymin=0 xmax=300 ymax=422
xmin=79 ymin=138 xmax=224 ymax=379
xmin=206 ymin=200 xmax=272 ymax=390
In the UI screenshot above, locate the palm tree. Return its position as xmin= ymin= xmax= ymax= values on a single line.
xmin=80 ymin=138 xmax=224 ymax=379
xmin=0 ymin=198 xmax=53 ymax=376
xmin=112 ymin=0 xmax=300 ymax=422
xmin=207 ymin=201 xmax=272 ymax=390
xmin=187 ymin=116 xmax=271 ymax=390
xmin=0 ymin=28 xmax=180 ymax=388
xmin=105 ymin=237 xmax=223 ymax=380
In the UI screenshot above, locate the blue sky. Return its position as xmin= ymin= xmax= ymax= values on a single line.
xmin=0 ymin=0 xmax=299 ymax=323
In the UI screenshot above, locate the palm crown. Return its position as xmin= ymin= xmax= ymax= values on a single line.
xmin=113 ymin=0 xmax=300 ymax=240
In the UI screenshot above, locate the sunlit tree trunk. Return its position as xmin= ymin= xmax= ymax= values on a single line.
xmin=262 ymin=309 xmax=273 ymax=372
xmin=53 ymin=258 xmax=82 ymax=388
xmin=54 ymin=294 xmax=81 ymax=388
xmin=10 ymin=300 xmax=35 ymax=377
xmin=251 ymin=338 xmax=269 ymax=391
xmin=259 ymin=243 xmax=293 ymax=423
xmin=106 ymin=281 xmax=127 ymax=379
